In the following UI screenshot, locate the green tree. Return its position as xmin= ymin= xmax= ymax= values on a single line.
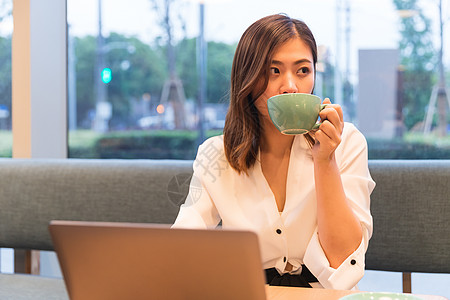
xmin=393 ymin=0 xmax=436 ymax=130
xmin=206 ymin=41 xmax=235 ymax=103
xmin=73 ymin=32 xmax=235 ymax=129
xmin=175 ymin=38 xmax=197 ymax=100
xmin=74 ymin=33 xmax=167 ymax=129
xmin=0 ymin=0 xmax=12 ymax=129
xmin=149 ymin=0 xmax=189 ymax=129
xmin=74 ymin=35 xmax=96 ymax=128
xmin=0 ymin=35 xmax=11 ymax=129
xmin=175 ymin=38 xmax=235 ymax=103
xmin=0 ymin=36 xmax=11 ymax=101
xmin=106 ymin=33 xmax=167 ymax=128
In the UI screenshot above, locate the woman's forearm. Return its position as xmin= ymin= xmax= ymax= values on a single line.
xmin=314 ymin=155 xmax=362 ymax=269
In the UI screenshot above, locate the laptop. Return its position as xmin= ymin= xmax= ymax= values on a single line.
xmin=49 ymin=220 xmax=267 ymax=300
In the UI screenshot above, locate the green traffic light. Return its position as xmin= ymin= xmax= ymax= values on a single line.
xmin=101 ymin=68 xmax=112 ymax=84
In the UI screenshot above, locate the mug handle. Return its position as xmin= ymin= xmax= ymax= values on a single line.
xmin=312 ymin=104 xmax=329 ymax=130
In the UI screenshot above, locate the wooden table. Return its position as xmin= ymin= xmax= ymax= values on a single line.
xmin=266 ymin=286 xmax=448 ymax=300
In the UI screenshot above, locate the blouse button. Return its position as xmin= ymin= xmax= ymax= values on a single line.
xmin=283 ymin=257 xmax=286 ymax=262
xmin=276 ymin=229 xmax=282 ymax=234
xmin=351 ymin=259 xmax=356 ymax=265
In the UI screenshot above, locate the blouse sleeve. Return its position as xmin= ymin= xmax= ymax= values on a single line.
xmin=172 ymin=141 xmax=222 ymax=229
xmin=303 ymin=123 xmax=375 ymax=289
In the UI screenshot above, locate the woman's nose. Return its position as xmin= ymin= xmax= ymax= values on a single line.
xmin=280 ymin=74 xmax=298 ymax=94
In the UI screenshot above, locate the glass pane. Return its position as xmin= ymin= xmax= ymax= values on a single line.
xmin=0 ymin=0 xmax=12 ymax=158
xmin=67 ymin=0 xmax=450 ymax=160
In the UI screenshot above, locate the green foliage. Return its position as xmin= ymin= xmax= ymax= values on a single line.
xmin=0 ymin=130 xmax=12 ymax=157
xmin=175 ymin=38 xmax=197 ymax=100
xmin=0 ymin=35 xmax=11 ymax=127
xmin=74 ymin=35 xmax=97 ymax=128
xmin=175 ymin=38 xmax=235 ymax=103
xmin=206 ymin=41 xmax=235 ymax=103
xmin=66 ymin=130 xmax=447 ymax=160
xmin=321 ymin=61 xmax=335 ymax=101
xmin=3 ymin=128 xmax=449 ymax=159
xmin=393 ymin=0 xmax=436 ymax=130
xmin=106 ymin=33 xmax=167 ymax=129
xmin=368 ymin=138 xmax=450 ymax=159
xmin=394 ymin=0 xmax=435 ymax=71
xmin=404 ymin=131 xmax=450 ymax=147
xmin=401 ymin=70 xmax=435 ymax=129
xmin=367 ymin=131 xmax=450 ymax=159
xmin=74 ymin=33 xmax=168 ymax=129
xmin=73 ymin=33 xmax=234 ymax=130
xmin=68 ymin=130 xmax=103 ymax=158
xmin=92 ymin=130 xmax=222 ymax=159
xmin=94 ymin=130 xmax=198 ymax=159
xmin=68 ymin=130 xmax=223 ymax=159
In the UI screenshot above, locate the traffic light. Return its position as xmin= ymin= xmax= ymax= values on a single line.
xmin=101 ymin=68 xmax=112 ymax=84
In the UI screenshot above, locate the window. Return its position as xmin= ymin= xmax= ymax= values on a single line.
xmin=67 ymin=0 xmax=449 ymax=160
xmin=67 ymin=0 xmax=229 ymax=159
xmin=0 ymin=0 xmax=12 ymax=158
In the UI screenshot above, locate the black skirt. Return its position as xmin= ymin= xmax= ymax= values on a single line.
xmin=264 ymin=265 xmax=318 ymax=288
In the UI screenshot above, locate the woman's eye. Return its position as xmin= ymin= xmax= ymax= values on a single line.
xmin=298 ymin=67 xmax=309 ymax=74
xmin=270 ymin=67 xmax=280 ymax=74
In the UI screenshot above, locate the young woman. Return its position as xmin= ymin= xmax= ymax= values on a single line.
xmin=172 ymin=14 xmax=375 ymax=290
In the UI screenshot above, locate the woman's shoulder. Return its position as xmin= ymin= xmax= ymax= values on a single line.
xmin=197 ymin=135 xmax=226 ymax=156
xmin=336 ymin=122 xmax=369 ymax=159
xmin=342 ymin=122 xmax=367 ymax=143
xmin=193 ymin=135 xmax=230 ymax=181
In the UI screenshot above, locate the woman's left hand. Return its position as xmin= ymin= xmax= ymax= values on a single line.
xmin=311 ymin=98 xmax=344 ymax=162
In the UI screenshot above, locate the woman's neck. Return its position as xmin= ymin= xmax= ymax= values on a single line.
xmin=259 ymin=117 xmax=295 ymax=157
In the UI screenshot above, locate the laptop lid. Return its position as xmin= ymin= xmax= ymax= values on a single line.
xmin=49 ymin=220 xmax=267 ymax=300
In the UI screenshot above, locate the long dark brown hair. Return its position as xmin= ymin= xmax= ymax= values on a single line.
xmin=223 ymin=14 xmax=318 ymax=174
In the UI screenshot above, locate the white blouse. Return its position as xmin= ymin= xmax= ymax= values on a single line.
xmin=172 ymin=122 xmax=375 ymax=290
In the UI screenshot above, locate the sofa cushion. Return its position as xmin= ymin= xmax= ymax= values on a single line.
xmin=0 ymin=159 xmax=193 ymax=251
xmin=366 ymin=160 xmax=450 ymax=273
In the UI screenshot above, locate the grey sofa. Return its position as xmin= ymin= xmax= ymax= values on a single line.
xmin=0 ymin=159 xmax=192 ymax=299
xmin=0 ymin=158 xmax=449 ymax=299
xmin=365 ymin=160 xmax=450 ymax=292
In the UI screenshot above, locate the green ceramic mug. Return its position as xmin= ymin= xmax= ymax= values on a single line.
xmin=267 ymin=93 xmax=327 ymax=135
